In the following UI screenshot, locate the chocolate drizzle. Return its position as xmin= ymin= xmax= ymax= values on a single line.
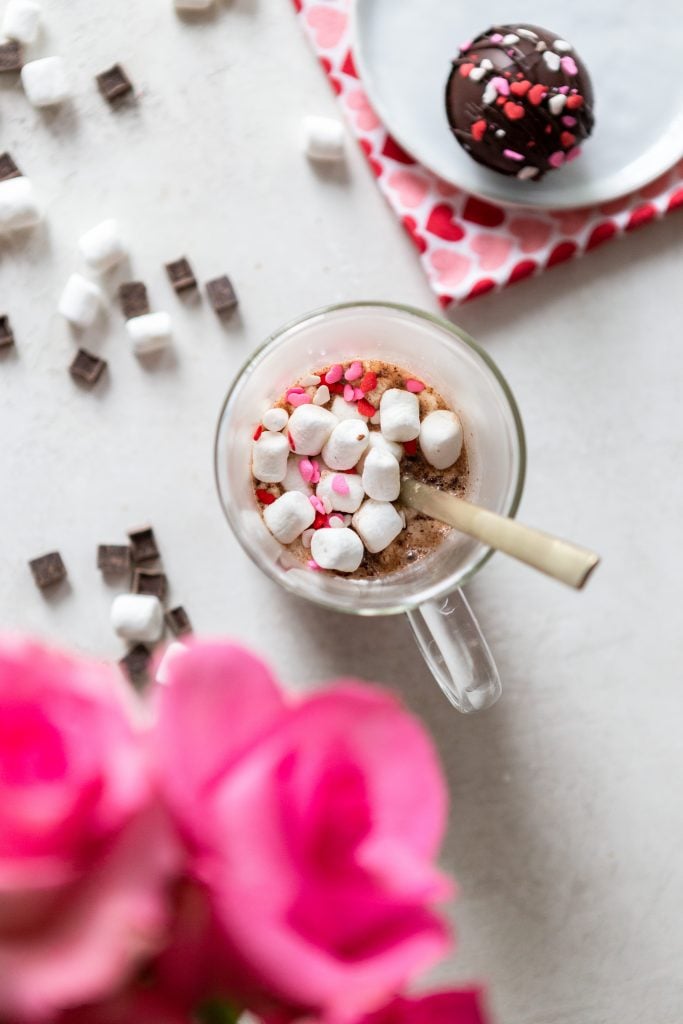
xmin=445 ymin=24 xmax=595 ymax=180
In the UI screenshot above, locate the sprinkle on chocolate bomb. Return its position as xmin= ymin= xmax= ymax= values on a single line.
xmin=445 ymin=24 xmax=595 ymax=181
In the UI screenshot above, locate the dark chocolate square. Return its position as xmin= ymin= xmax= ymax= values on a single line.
xmin=127 ymin=524 xmax=159 ymax=563
xmin=119 ymin=281 xmax=150 ymax=320
xmin=119 ymin=644 xmax=151 ymax=688
xmin=206 ymin=275 xmax=238 ymax=314
xmin=96 ymin=64 xmax=133 ymax=103
xmin=0 ymin=315 xmax=14 ymax=349
xmin=69 ymin=348 xmax=107 ymax=386
xmin=166 ymin=605 xmax=192 ymax=637
xmin=0 ymin=40 xmax=23 ymax=73
xmin=132 ymin=568 xmax=168 ymax=601
xmin=29 ymin=552 xmax=66 ymax=589
xmin=97 ymin=544 xmax=131 ymax=574
xmin=166 ymin=257 xmax=197 ymax=293
xmin=0 ymin=153 xmax=20 ymax=182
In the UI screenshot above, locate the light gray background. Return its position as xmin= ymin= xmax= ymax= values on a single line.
xmin=1 ymin=3 xmax=682 ymax=1023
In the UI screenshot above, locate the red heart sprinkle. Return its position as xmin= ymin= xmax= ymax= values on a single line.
xmin=510 ymin=80 xmax=531 ymax=96
xmin=403 ymin=440 xmax=418 ymax=457
xmin=459 ymin=63 xmax=474 ymax=77
xmin=528 ymin=84 xmax=547 ymax=106
xmin=357 ymin=398 xmax=376 ymax=418
xmin=504 ymin=102 xmax=525 ymax=120
xmin=360 ymin=371 xmax=377 ymax=393
xmin=560 ymin=131 xmax=576 ymax=148
xmin=566 ymin=94 xmax=584 ymax=110
xmin=253 ymin=424 xmax=263 ymax=441
xmin=255 ymin=489 xmax=276 ymax=505
xmin=471 ymin=118 xmax=487 ymax=142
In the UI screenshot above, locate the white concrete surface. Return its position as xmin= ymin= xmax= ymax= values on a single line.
xmin=0 ymin=2 xmax=682 ymax=1022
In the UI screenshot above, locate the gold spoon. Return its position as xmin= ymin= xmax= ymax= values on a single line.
xmin=400 ymin=477 xmax=600 ymax=590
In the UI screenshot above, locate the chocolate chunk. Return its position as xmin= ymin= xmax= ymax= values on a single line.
xmin=206 ymin=275 xmax=238 ymax=314
xmin=29 ymin=551 xmax=66 ymax=589
xmin=119 ymin=643 xmax=151 ymax=687
xmin=166 ymin=257 xmax=197 ymax=293
xmin=166 ymin=605 xmax=192 ymax=637
xmin=96 ymin=63 xmax=133 ymax=104
xmin=0 ymin=153 xmax=21 ymax=182
xmin=127 ymin=524 xmax=159 ymax=563
xmin=0 ymin=40 xmax=23 ymax=73
xmin=132 ymin=567 xmax=167 ymax=601
xmin=0 ymin=316 xmax=14 ymax=349
xmin=97 ymin=544 xmax=131 ymax=574
xmin=69 ymin=348 xmax=107 ymax=386
xmin=119 ymin=282 xmax=149 ymax=320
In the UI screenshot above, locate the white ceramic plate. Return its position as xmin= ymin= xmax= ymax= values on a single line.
xmin=353 ymin=0 xmax=683 ymax=210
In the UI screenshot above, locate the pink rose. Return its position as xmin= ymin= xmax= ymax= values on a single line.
xmin=56 ymin=988 xmax=192 ymax=1024
xmin=155 ymin=643 xmax=452 ymax=1022
xmin=357 ymin=989 xmax=490 ymax=1024
xmin=0 ymin=640 xmax=180 ymax=1022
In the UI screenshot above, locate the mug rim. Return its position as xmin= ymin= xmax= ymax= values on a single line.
xmin=214 ymin=300 xmax=527 ymax=614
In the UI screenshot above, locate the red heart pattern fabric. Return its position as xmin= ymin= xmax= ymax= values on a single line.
xmin=294 ymin=0 xmax=683 ymax=306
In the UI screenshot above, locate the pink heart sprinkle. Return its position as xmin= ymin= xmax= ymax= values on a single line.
xmin=405 ymin=379 xmax=425 ymax=393
xmin=490 ymin=33 xmax=503 ymax=42
xmin=560 ymin=56 xmax=578 ymax=76
xmin=325 ymin=364 xmax=343 ymax=384
xmin=343 ymin=384 xmax=355 ymax=402
xmin=559 ymin=86 xmax=570 ymax=94
xmin=309 ymin=495 xmax=325 ymax=514
xmin=307 ymin=559 xmax=321 ymax=571
xmin=562 ymin=115 xmax=577 ymax=126
xmin=299 ymin=460 xmax=314 ymax=483
xmin=491 ymin=76 xmax=510 ymax=96
xmin=345 ymin=361 xmax=363 ymax=381
xmin=549 ymin=151 xmax=565 ymax=169
xmin=332 ymin=474 xmax=350 ymax=496
xmin=288 ymin=392 xmax=312 ymax=407
xmin=287 ymin=387 xmax=304 ymax=394
xmin=353 ymin=387 xmax=364 ymax=401
xmin=565 ymin=146 xmax=582 ymax=163
xmin=310 ymin=459 xmax=321 ymax=484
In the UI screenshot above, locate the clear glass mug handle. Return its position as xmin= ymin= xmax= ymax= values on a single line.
xmin=406 ymin=589 xmax=502 ymax=713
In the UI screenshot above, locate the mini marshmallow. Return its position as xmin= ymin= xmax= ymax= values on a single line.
xmin=322 ymin=419 xmax=369 ymax=471
xmin=126 ymin=311 xmax=172 ymax=355
xmin=2 ymin=0 xmax=42 ymax=44
xmin=21 ymin=56 xmax=70 ymax=107
xmin=287 ymin=404 xmax=337 ymax=456
xmin=0 ymin=176 xmax=41 ymax=233
xmin=419 ymin=410 xmax=463 ymax=470
xmin=357 ymin=430 xmax=403 ymax=471
xmin=58 ymin=273 xmax=103 ymax=328
xmin=78 ymin=219 xmax=127 ymax=273
xmin=252 ymin=431 xmax=289 ymax=484
xmin=330 ymin=395 xmax=368 ymax=422
xmin=316 ymin=471 xmax=365 ymax=513
xmin=362 ymin=447 xmax=400 ymax=502
xmin=352 ymin=499 xmax=404 ymax=554
xmin=302 ymin=115 xmax=345 ymax=162
xmin=156 ymin=641 xmax=188 ymax=685
xmin=111 ymin=593 xmax=164 ymax=643
xmin=263 ymin=490 xmax=315 ymax=544
xmin=262 ymin=407 xmax=289 ymax=433
xmin=281 ymin=454 xmax=312 ymax=495
xmin=380 ymin=388 xmax=421 ymax=442
xmin=311 ymin=528 xmax=364 ymax=573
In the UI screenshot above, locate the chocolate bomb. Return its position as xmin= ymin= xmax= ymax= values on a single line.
xmin=445 ymin=24 xmax=594 ymax=181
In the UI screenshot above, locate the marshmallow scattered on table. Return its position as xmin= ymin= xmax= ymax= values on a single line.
xmin=380 ymin=388 xmax=421 ymax=442
xmin=262 ymin=407 xmax=289 ymax=433
xmin=0 ymin=176 xmax=41 ymax=233
xmin=21 ymin=56 xmax=70 ymax=107
xmin=111 ymin=593 xmax=164 ymax=643
xmin=362 ymin=447 xmax=400 ymax=502
xmin=302 ymin=115 xmax=345 ymax=162
xmin=263 ymin=490 xmax=315 ymax=544
xmin=58 ymin=273 xmax=103 ymax=328
xmin=287 ymin=404 xmax=337 ymax=456
xmin=78 ymin=219 xmax=126 ymax=273
xmin=419 ymin=410 xmax=463 ymax=470
xmin=352 ymin=499 xmax=404 ymax=554
xmin=316 ymin=471 xmax=365 ymax=513
xmin=2 ymin=0 xmax=42 ymax=45
xmin=321 ymin=419 xmax=369 ymax=470
xmin=126 ymin=311 xmax=172 ymax=355
xmin=252 ymin=431 xmax=289 ymax=484
xmin=311 ymin=528 xmax=363 ymax=573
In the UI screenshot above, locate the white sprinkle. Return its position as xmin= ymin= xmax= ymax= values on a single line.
xmin=548 ymin=93 xmax=567 ymax=115
xmin=543 ymin=50 xmax=561 ymax=72
xmin=313 ymin=384 xmax=331 ymax=406
xmin=480 ymin=58 xmax=493 ymax=70
xmin=468 ymin=65 xmax=487 ymax=82
xmin=262 ymin=407 xmax=289 ymax=433
xmin=495 ymin=129 xmax=506 ymax=139
xmin=502 ymin=33 xmax=519 ymax=44
xmin=482 ymin=81 xmax=497 ymax=105
xmin=516 ymin=28 xmax=538 ymax=40
xmin=553 ymin=39 xmax=572 ymax=52
xmin=517 ymin=166 xmax=539 ymax=181
xmin=300 ymin=374 xmax=320 ymax=387
xmin=536 ymin=40 xmax=546 ymax=51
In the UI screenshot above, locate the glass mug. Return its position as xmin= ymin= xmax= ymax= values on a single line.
xmin=214 ymin=302 xmax=526 ymax=713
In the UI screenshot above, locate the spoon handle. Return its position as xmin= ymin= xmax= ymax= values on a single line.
xmin=400 ymin=478 xmax=600 ymax=590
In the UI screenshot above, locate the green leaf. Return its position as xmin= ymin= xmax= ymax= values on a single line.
xmin=195 ymin=997 xmax=242 ymax=1024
